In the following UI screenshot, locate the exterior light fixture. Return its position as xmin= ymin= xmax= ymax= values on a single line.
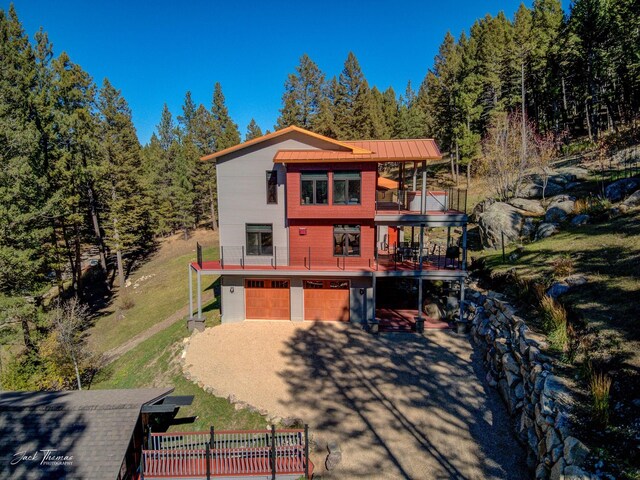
xmin=230 ymin=286 xmax=234 ymax=294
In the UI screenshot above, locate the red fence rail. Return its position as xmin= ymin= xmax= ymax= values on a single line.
xmin=141 ymin=426 xmax=311 ymax=479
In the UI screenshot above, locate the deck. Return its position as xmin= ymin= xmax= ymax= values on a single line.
xmin=376 ymin=308 xmax=451 ymax=333
xmin=141 ymin=429 xmax=312 ymax=479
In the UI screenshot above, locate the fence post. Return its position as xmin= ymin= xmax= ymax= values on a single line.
xmin=241 ymin=246 xmax=245 ymax=269
xmin=206 ymin=443 xmax=211 ymax=480
xmin=304 ymin=424 xmax=310 ymax=480
xmin=308 ymin=247 xmax=311 ymax=270
xmin=220 ymin=246 xmax=224 ymax=268
xmin=271 ymin=425 xmax=277 ymax=480
xmin=501 ymin=231 xmax=506 ymax=262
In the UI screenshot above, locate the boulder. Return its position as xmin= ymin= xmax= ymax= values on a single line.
xmin=547 ymin=281 xmax=570 ymax=298
xmin=423 ymin=300 xmax=443 ymax=320
xmin=550 ymin=458 xmax=566 ymax=480
xmin=325 ymin=441 xmax=342 ymax=471
xmin=521 ymin=217 xmax=536 ymax=238
xmin=565 ymin=275 xmax=587 ymax=287
xmin=522 ymin=181 xmax=564 ymax=199
xmin=605 ymin=178 xmax=639 ymax=202
xmin=508 ymin=198 xmax=545 ymax=215
xmin=545 ymin=198 xmax=575 ymax=223
xmin=571 ymin=214 xmax=590 ymax=226
xmin=563 ymin=465 xmax=592 ymax=479
xmin=477 ymin=202 xmax=524 ymax=248
xmin=564 ymin=436 xmax=590 ymax=467
xmin=622 ymin=189 xmax=640 ymax=208
xmin=536 ymin=223 xmax=560 ymax=240
xmin=556 ymin=166 xmax=590 ymax=181
xmin=542 ymin=375 xmax=574 ymax=412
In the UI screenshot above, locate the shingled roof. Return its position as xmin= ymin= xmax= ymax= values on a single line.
xmin=0 ymin=388 xmax=173 ymax=479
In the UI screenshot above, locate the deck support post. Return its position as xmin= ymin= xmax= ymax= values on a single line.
xmin=457 ymin=279 xmax=466 ymax=334
xmin=197 ymin=270 xmax=202 ymax=320
xmin=418 ymin=224 xmax=424 ymax=269
xmin=371 ymin=274 xmax=377 ymax=332
xmin=412 ymin=162 xmax=417 ymax=191
xmin=416 ymin=278 xmax=424 ymax=333
xmin=421 ymin=161 xmax=427 ymax=214
xmin=188 ymin=265 xmax=193 ymax=317
xmin=447 ymin=227 xmax=451 ymax=247
xmin=462 ymin=224 xmax=468 ymax=270
xmin=187 ymin=268 xmax=205 ymax=332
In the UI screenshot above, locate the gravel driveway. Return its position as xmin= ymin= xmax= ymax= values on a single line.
xmin=185 ymin=322 xmax=527 ymax=479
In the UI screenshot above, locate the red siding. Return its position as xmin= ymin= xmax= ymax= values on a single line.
xmin=289 ymin=219 xmax=375 ymax=268
xmin=286 ymin=163 xmax=377 ymax=219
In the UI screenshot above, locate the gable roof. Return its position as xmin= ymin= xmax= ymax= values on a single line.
xmin=0 ymin=388 xmax=173 ymax=480
xmin=200 ymin=125 xmax=372 ymax=162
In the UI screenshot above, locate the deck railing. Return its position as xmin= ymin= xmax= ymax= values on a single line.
xmin=374 ymin=242 xmax=464 ymax=271
xmin=375 ymin=188 xmax=467 ymax=213
xmin=142 ymin=426 xmax=311 ymax=479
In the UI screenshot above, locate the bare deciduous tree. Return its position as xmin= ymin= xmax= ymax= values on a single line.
xmin=480 ymin=111 xmax=544 ymax=201
xmin=48 ymin=297 xmax=93 ymax=390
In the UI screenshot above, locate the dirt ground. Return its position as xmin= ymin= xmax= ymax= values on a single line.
xmin=185 ymin=322 xmax=527 ymax=479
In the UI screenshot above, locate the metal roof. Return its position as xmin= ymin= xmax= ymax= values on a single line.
xmin=273 ymin=139 xmax=442 ymax=163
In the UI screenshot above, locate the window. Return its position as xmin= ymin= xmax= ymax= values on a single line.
xmin=246 ymin=224 xmax=273 ymax=256
xmin=301 ymin=172 xmax=328 ymax=205
xmin=266 ymin=170 xmax=278 ymax=204
xmin=333 ymin=225 xmax=360 ymax=257
xmin=333 ymin=171 xmax=361 ymax=205
xmin=303 ymin=280 xmax=349 ymax=289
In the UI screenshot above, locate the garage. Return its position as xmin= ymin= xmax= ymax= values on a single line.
xmin=245 ymin=279 xmax=290 ymax=320
xmin=303 ymin=280 xmax=350 ymax=321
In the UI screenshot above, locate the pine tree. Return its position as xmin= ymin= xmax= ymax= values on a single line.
xmin=334 ymin=52 xmax=368 ymax=139
xmin=276 ymin=54 xmax=325 ymax=129
xmin=0 ymin=6 xmax=51 ymax=294
xmin=245 ymin=118 xmax=263 ymax=141
xmin=311 ymin=76 xmax=339 ymax=138
xmin=50 ymin=51 xmax=99 ymax=295
xmin=395 ymin=81 xmax=426 ymax=139
xmin=380 ymin=86 xmax=399 ymax=138
xmin=211 ymin=82 xmax=240 ymax=150
xmin=97 ymin=79 xmax=150 ymax=288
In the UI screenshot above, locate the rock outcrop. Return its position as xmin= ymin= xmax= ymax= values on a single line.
xmin=477 ymin=202 xmax=524 ymax=248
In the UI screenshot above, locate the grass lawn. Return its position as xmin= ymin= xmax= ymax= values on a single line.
xmin=479 ymin=208 xmax=640 ymax=366
xmin=91 ymin=302 xmax=267 ymax=431
xmin=88 ymin=230 xmax=218 ymax=354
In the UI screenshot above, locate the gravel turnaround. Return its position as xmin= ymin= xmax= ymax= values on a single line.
xmin=185 ymin=322 xmax=527 ymax=479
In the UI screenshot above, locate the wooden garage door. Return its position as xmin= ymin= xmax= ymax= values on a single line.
xmin=303 ymin=280 xmax=350 ymax=321
xmin=245 ymin=279 xmax=290 ymax=320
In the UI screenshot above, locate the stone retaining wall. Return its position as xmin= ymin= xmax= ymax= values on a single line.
xmin=466 ymin=287 xmax=594 ymax=480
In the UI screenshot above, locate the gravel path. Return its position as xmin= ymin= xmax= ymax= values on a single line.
xmin=185 ymin=322 xmax=527 ymax=479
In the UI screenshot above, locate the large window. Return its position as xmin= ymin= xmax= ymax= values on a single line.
xmin=266 ymin=170 xmax=278 ymax=204
xmin=246 ymin=224 xmax=273 ymax=255
xmin=333 ymin=171 xmax=361 ymax=205
xmin=333 ymin=225 xmax=360 ymax=257
xmin=301 ymin=172 xmax=328 ymax=205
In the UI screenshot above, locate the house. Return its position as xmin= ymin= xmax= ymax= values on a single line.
xmin=0 ymin=388 xmax=186 ymax=479
xmin=188 ymin=126 xmax=468 ymax=332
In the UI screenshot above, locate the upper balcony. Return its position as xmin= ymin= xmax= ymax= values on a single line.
xmin=191 ymin=243 xmax=467 ymax=279
xmin=374 ymin=187 xmax=468 ymax=226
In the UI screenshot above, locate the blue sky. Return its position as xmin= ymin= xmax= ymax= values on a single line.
xmin=5 ymin=0 xmax=565 ymax=144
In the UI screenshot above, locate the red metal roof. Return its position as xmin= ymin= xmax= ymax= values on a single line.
xmin=273 ymin=139 xmax=441 ymax=163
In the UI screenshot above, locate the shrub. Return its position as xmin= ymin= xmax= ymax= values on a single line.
xmin=119 ymin=294 xmax=135 ymax=310
xmin=575 ymin=196 xmax=611 ymax=217
xmin=551 ymin=255 xmax=575 ymax=278
xmin=590 ymin=371 xmax=612 ymax=426
xmin=539 ymin=295 xmax=570 ymax=352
